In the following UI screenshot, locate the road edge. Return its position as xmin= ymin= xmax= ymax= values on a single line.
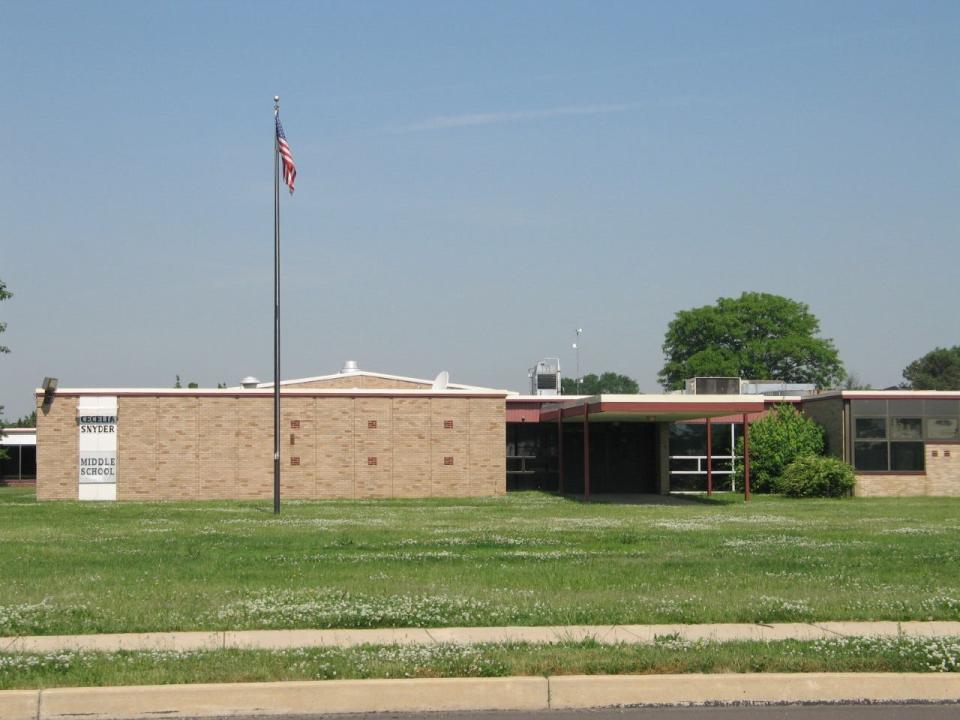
xmin=1 ymin=673 xmax=959 ymax=719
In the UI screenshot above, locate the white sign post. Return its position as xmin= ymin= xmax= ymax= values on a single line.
xmin=78 ymin=396 xmax=118 ymax=501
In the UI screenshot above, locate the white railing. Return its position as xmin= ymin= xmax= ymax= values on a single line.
xmin=668 ymin=455 xmax=737 ymax=492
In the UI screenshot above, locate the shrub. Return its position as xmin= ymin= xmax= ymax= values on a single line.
xmin=775 ymin=455 xmax=856 ymax=498
xmin=734 ymin=404 xmax=825 ymax=492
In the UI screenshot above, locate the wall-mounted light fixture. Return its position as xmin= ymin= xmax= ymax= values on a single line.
xmin=41 ymin=377 xmax=58 ymax=408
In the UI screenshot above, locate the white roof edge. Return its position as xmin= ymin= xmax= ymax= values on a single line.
xmin=840 ymin=390 xmax=960 ymax=398
xmin=507 ymin=394 xmax=590 ymax=401
xmin=596 ymin=393 xmax=768 ymax=402
xmin=229 ymin=369 xmax=502 ymax=393
xmin=36 ymin=387 xmax=508 ymax=397
xmin=0 ymin=429 xmax=36 ymax=445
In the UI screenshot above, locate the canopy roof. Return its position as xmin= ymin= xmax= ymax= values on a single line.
xmin=539 ymin=394 xmax=766 ymax=423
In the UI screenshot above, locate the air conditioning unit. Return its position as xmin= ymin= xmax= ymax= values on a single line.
xmin=685 ymin=377 xmax=741 ymax=395
xmin=529 ymin=358 xmax=561 ymax=396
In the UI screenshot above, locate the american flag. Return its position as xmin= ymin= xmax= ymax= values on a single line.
xmin=275 ymin=115 xmax=297 ymax=194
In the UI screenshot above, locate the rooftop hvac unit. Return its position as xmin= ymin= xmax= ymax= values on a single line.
xmin=685 ymin=377 xmax=741 ymax=395
xmin=529 ymin=358 xmax=561 ymax=396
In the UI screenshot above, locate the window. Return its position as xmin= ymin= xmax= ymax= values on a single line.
xmin=851 ymin=405 xmax=933 ymax=472
xmin=855 ymin=418 xmax=886 ymax=439
xmin=926 ymin=399 xmax=960 ymax=416
xmin=851 ymin=399 xmax=886 ymax=416
xmin=891 ymin=442 xmax=924 ymax=471
xmin=927 ymin=418 xmax=959 ymax=441
xmin=854 ymin=441 xmax=888 ymax=471
xmin=890 ymin=418 xmax=922 ymax=440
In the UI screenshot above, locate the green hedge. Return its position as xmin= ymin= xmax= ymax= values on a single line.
xmin=735 ymin=404 xmax=825 ymax=492
xmin=775 ymin=455 xmax=856 ymax=498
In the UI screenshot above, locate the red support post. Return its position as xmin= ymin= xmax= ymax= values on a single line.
xmin=557 ymin=408 xmax=564 ymax=495
xmin=706 ymin=418 xmax=713 ymax=496
xmin=583 ymin=403 xmax=591 ymax=502
xmin=742 ymin=413 xmax=751 ymax=502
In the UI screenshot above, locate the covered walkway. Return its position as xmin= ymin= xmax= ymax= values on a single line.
xmin=538 ymin=394 xmax=765 ymax=501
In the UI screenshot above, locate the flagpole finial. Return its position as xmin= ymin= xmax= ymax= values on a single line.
xmin=274 ymin=95 xmax=280 ymax=103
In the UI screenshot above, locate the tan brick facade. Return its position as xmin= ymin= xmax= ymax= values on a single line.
xmin=35 ymin=394 xmax=78 ymax=500
xmin=36 ymin=391 xmax=506 ymax=501
xmin=925 ymin=443 xmax=960 ymax=495
xmin=854 ymin=443 xmax=960 ymax=497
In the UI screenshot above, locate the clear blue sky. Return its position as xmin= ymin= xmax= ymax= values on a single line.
xmin=1 ymin=1 xmax=958 ymax=418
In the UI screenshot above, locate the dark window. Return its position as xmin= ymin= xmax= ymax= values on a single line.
xmin=890 ymin=417 xmax=923 ymax=440
xmin=925 ymin=399 xmax=960 ymax=416
xmin=854 ymin=441 xmax=888 ymax=471
xmin=852 ymin=399 xmax=887 ymax=416
xmin=670 ymin=423 xmax=706 ymax=456
xmin=927 ymin=418 xmax=959 ymax=441
xmin=889 ymin=399 xmax=924 ymax=416
xmin=855 ymin=418 xmax=886 ymax=439
xmin=890 ymin=442 xmax=924 ymax=471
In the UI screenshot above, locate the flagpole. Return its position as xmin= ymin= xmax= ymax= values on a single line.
xmin=273 ymin=95 xmax=282 ymax=515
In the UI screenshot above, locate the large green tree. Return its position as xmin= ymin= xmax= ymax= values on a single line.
xmin=561 ymin=372 xmax=639 ymax=395
xmin=659 ymin=292 xmax=845 ymax=390
xmin=902 ymin=346 xmax=960 ymax=390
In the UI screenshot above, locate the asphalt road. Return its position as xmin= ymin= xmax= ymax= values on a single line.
xmin=194 ymin=704 xmax=960 ymax=720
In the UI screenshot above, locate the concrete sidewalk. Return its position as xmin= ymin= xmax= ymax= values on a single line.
xmin=3 ymin=620 xmax=960 ymax=654
xmin=3 ymin=673 xmax=960 ymax=720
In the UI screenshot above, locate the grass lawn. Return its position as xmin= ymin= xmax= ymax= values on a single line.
xmin=1 ymin=487 xmax=959 ymax=635
xmin=2 ymin=636 xmax=960 ymax=689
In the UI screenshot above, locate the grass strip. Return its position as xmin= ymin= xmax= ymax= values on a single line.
xmin=2 ymin=636 xmax=959 ymax=690
xmin=2 ymin=488 xmax=960 ymax=634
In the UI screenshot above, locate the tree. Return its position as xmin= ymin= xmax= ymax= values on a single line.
xmin=659 ymin=292 xmax=845 ymax=390
xmin=840 ymin=373 xmax=873 ymax=391
xmin=902 ymin=346 xmax=960 ymax=390
xmin=734 ymin=404 xmax=825 ymax=493
xmin=561 ymin=372 xmax=640 ymax=395
xmin=13 ymin=411 xmax=36 ymax=428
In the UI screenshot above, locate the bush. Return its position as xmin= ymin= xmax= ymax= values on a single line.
xmin=735 ymin=404 xmax=824 ymax=492
xmin=775 ymin=456 xmax=856 ymax=498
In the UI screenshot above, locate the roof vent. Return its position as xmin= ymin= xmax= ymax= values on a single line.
xmin=241 ymin=376 xmax=261 ymax=389
xmin=529 ymin=358 xmax=561 ymax=396
xmin=341 ymin=360 xmax=360 ymax=375
xmin=684 ymin=377 xmax=740 ymax=395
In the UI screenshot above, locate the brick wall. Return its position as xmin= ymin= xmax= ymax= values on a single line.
xmin=926 ymin=443 xmax=960 ymax=496
xmin=36 ymin=392 xmax=505 ymax=501
xmin=854 ymin=443 xmax=960 ymax=496
xmin=854 ymin=473 xmax=929 ymax=497
xmin=35 ymin=396 xmax=77 ymax=500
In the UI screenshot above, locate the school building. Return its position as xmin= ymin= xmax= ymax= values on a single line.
xmin=30 ymin=362 xmax=960 ymax=501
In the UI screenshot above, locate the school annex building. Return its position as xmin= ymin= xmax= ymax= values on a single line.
xmin=31 ymin=362 xmax=960 ymax=501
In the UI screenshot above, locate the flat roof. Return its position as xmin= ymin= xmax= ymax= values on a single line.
xmin=35 ymin=388 xmax=508 ymax=399
xmin=1 ymin=428 xmax=36 ymax=446
xmin=540 ymin=394 xmax=766 ymax=423
xmin=804 ymin=390 xmax=960 ymax=402
xmin=237 ymin=369 xmax=506 ymax=393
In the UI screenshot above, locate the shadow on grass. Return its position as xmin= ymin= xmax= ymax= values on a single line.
xmin=556 ymin=492 xmax=744 ymax=506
